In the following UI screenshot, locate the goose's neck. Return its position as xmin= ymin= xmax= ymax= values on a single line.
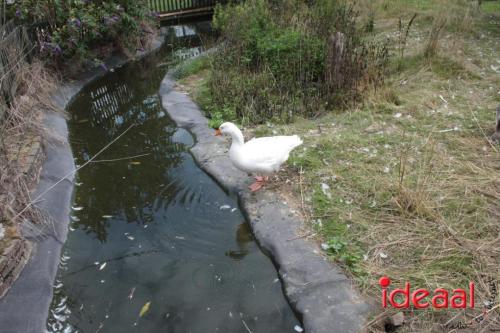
xmin=229 ymin=128 xmax=245 ymax=147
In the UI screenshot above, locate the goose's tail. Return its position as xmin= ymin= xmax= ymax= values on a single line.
xmin=289 ymin=135 xmax=303 ymax=149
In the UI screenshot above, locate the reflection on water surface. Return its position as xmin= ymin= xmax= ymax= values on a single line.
xmin=47 ymin=22 xmax=299 ymax=333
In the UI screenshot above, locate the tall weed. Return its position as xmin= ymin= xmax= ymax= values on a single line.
xmin=207 ymin=0 xmax=389 ymax=126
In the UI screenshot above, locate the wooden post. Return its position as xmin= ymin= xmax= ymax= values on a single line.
xmin=492 ymin=105 xmax=500 ymax=143
xmin=325 ymin=31 xmax=346 ymax=91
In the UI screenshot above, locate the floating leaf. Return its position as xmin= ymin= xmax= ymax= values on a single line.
xmin=99 ymin=262 xmax=107 ymax=270
xmin=130 ymin=161 xmax=141 ymax=165
xmin=72 ymin=206 xmax=84 ymax=211
xmin=294 ymin=325 xmax=304 ymax=332
xmin=128 ymin=287 xmax=136 ymax=300
xmin=139 ymin=302 xmax=151 ymax=317
xmin=102 ymin=215 xmax=113 ymax=219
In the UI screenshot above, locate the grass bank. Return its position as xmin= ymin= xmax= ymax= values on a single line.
xmin=175 ymin=0 xmax=499 ymax=331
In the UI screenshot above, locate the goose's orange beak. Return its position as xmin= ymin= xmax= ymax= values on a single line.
xmin=215 ymin=128 xmax=222 ymax=136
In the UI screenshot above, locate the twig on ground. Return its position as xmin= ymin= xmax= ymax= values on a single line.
xmin=298 ymin=166 xmax=310 ymax=225
xmin=468 ymin=103 xmax=498 ymax=153
xmin=287 ymin=232 xmax=316 ymax=242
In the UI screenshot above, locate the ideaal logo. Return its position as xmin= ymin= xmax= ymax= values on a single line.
xmin=444 ymin=278 xmax=499 ymax=330
xmin=379 ymin=276 xmax=475 ymax=309
xmin=379 ymin=276 xmax=499 ymax=330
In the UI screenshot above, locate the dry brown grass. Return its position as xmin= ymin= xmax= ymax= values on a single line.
xmin=0 ymin=60 xmax=59 ymax=228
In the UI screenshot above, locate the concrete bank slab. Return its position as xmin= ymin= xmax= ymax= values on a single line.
xmin=0 ymin=38 xmax=164 ymax=333
xmin=160 ymin=73 xmax=371 ymax=333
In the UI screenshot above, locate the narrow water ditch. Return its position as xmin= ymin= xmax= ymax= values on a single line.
xmin=46 ymin=22 xmax=299 ymax=333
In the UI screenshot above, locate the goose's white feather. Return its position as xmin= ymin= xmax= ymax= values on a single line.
xmin=219 ymin=122 xmax=302 ymax=175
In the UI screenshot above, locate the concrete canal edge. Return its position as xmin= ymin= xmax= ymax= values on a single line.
xmin=0 ymin=38 xmax=164 ymax=333
xmin=159 ymin=72 xmax=372 ymax=333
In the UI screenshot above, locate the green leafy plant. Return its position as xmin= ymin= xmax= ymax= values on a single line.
xmin=207 ymin=0 xmax=389 ymax=125
xmin=325 ymin=237 xmax=363 ymax=272
xmin=13 ymin=0 xmax=157 ymax=69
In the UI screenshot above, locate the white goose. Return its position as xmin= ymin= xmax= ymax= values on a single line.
xmin=215 ymin=122 xmax=303 ymax=192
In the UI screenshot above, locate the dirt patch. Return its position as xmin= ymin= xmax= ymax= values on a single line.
xmin=175 ymin=72 xmax=205 ymax=94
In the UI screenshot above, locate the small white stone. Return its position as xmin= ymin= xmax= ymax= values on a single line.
xmin=294 ymin=325 xmax=304 ymax=332
xmin=321 ymin=183 xmax=332 ymax=199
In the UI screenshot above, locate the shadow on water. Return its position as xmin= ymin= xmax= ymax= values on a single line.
xmin=46 ymin=22 xmax=299 ymax=333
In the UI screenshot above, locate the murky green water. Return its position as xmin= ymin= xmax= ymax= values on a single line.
xmin=46 ymin=24 xmax=298 ymax=333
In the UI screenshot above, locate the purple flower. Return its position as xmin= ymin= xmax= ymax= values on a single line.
xmin=69 ymin=18 xmax=81 ymax=28
xmin=53 ymin=44 xmax=62 ymax=55
xmin=42 ymin=42 xmax=62 ymax=55
xmin=15 ymin=8 xmax=21 ymax=17
xmin=103 ymin=15 xmax=119 ymax=26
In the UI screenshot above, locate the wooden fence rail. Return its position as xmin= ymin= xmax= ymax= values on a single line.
xmin=149 ymin=0 xmax=218 ymax=12
xmin=149 ymin=0 xmax=224 ymax=20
